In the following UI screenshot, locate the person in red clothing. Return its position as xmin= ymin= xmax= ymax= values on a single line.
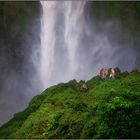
xmin=99 ymin=68 xmax=103 ymax=78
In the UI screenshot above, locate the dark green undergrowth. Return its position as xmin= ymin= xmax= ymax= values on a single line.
xmin=0 ymin=69 xmax=140 ymax=139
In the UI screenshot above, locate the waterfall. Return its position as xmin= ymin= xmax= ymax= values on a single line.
xmin=39 ymin=1 xmax=136 ymax=90
xmin=40 ymin=1 xmax=86 ymax=90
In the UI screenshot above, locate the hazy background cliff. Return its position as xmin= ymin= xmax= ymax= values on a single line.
xmin=0 ymin=1 xmax=140 ymax=126
xmin=0 ymin=2 xmax=42 ymax=125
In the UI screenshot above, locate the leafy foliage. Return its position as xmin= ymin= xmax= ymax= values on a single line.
xmin=0 ymin=70 xmax=140 ymax=139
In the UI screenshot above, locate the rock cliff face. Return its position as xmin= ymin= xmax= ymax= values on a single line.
xmin=0 ymin=1 xmax=42 ymax=125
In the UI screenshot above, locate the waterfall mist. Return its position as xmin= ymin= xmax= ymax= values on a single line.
xmin=39 ymin=1 xmax=138 ymax=90
xmin=40 ymin=1 xmax=87 ymax=89
xmin=0 ymin=2 xmax=42 ymax=126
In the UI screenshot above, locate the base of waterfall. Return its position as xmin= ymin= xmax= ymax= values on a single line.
xmin=0 ymin=69 xmax=140 ymax=139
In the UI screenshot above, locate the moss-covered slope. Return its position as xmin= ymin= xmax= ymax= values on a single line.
xmin=0 ymin=69 xmax=140 ymax=139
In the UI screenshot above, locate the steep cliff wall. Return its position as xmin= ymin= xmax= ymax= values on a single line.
xmin=0 ymin=1 xmax=42 ymax=125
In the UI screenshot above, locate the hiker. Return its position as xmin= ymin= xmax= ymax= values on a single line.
xmin=102 ymin=68 xmax=107 ymax=79
xmin=99 ymin=68 xmax=103 ymax=78
xmin=105 ymin=68 xmax=109 ymax=78
xmin=110 ymin=68 xmax=115 ymax=79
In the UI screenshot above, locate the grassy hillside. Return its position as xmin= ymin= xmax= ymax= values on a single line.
xmin=0 ymin=69 xmax=140 ymax=139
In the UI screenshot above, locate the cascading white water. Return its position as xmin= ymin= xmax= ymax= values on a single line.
xmin=40 ymin=1 xmax=86 ymax=90
xmin=40 ymin=1 xmax=136 ymax=90
xmin=40 ymin=2 xmax=57 ymax=89
xmin=64 ymin=1 xmax=86 ymax=75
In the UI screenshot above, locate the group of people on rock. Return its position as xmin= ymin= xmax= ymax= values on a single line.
xmin=99 ymin=68 xmax=116 ymax=79
xmin=80 ymin=68 xmax=117 ymax=92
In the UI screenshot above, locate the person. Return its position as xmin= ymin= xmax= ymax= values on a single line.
xmin=99 ymin=68 xmax=103 ymax=78
xmin=102 ymin=68 xmax=106 ymax=79
xmin=112 ymin=68 xmax=115 ymax=79
xmin=110 ymin=68 xmax=115 ymax=79
xmin=105 ymin=68 xmax=109 ymax=78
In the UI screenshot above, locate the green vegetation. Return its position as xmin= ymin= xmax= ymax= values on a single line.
xmin=86 ymin=1 xmax=140 ymax=45
xmin=0 ymin=69 xmax=140 ymax=139
xmin=87 ymin=2 xmax=140 ymax=27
